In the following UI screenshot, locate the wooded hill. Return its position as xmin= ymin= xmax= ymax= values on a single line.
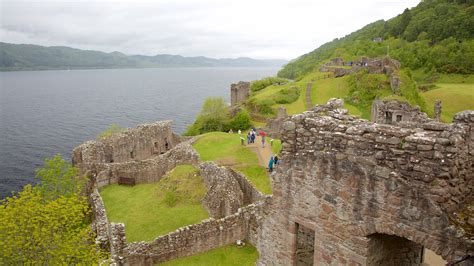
xmin=278 ymin=0 xmax=474 ymax=80
xmin=0 ymin=42 xmax=287 ymax=71
xmin=244 ymin=0 xmax=473 ymax=124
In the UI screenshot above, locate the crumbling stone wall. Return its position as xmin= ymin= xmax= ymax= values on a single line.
xmin=266 ymin=107 xmax=288 ymax=138
xmin=231 ymin=81 xmax=250 ymax=106
xmin=256 ymin=99 xmax=473 ymax=265
xmin=73 ymin=121 xmax=180 ymax=166
xmin=371 ymin=99 xmax=432 ymax=126
xmin=199 ymin=162 xmax=264 ymax=218
xmin=122 ymin=200 xmax=268 ymax=265
xmin=320 ymin=57 xmax=402 ymax=94
xmin=91 ymin=141 xmax=199 ymax=187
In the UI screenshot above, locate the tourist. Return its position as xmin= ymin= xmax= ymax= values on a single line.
xmin=247 ymin=132 xmax=251 ymax=144
xmin=261 ymin=135 xmax=265 ymax=148
xmin=268 ymin=156 xmax=274 ymax=172
xmin=229 ymin=129 xmax=233 ymax=134
xmin=238 ymin=129 xmax=241 ymax=135
xmin=251 ymin=131 xmax=255 ymax=143
xmin=274 ymin=155 xmax=279 ymax=166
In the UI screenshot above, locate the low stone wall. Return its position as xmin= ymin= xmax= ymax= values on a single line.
xmin=90 ymin=186 xmax=111 ymax=250
xmin=122 ymin=200 xmax=268 ymax=265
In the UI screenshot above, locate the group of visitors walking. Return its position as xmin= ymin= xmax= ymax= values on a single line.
xmin=230 ymin=127 xmax=278 ymax=173
xmin=246 ymin=128 xmax=266 ymax=147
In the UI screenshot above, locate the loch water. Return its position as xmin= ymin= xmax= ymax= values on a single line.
xmin=0 ymin=67 xmax=278 ymax=199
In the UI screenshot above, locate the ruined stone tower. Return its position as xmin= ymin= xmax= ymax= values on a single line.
xmin=230 ymin=81 xmax=250 ymax=106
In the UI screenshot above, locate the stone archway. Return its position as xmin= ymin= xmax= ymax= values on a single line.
xmin=367 ymin=233 xmax=423 ymax=266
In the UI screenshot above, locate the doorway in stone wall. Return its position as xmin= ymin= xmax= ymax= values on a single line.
xmin=367 ymin=233 xmax=424 ymax=266
xmin=295 ymin=223 xmax=315 ymax=266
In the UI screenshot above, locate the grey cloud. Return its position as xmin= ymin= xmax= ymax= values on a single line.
xmin=0 ymin=0 xmax=420 ymax=59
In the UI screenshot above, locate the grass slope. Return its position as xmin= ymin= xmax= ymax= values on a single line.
xmin=192 ymin=132 xmax=272 ymax=194
xmin=423 ymin=83 xmax=474 ymax=122
xmin=100 ymin=165 xmax=209 ymax=242
xmin=160 ymin=244 xmax=259 ymax=266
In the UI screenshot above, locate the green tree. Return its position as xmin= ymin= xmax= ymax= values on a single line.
xmin=0 ymin=156 xmax=106 ymax=265
xmin=0 ymin=186 xmax=103 ymax=265
xmin=185 ymin=97 xmax=230 ymax=135
xmin=35 ymin=154 xmax=86 ymax=200
xmin=229 ymin=110 xmax=252 ymax=131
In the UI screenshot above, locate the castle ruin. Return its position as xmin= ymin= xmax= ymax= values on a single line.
xmin=231 ymin=81 xmax=250 ymax=106
xmin=75 ymin=100 xmax=473 ymax=265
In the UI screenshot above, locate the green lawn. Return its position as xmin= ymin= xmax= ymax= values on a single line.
xmin=423 ymin=83 xmax=474 ymax=122
xmin=193 ymin=132 xmax=272 ymax=194
xmin=100 ymin=165 xmax=209 ymax=242
xmin=309 ymin=74 xmax=363 ymax=117
xmin=160 ymin=244 xmax=259 ymax=266
xmin=271 ymin=139 xmax=282 ymax=155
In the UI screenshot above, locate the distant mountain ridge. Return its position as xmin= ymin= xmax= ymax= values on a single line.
xmin=0 ymin=42 xmax=287 ymax=71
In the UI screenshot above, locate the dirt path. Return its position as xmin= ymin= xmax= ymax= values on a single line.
xmin=246 ymin=136 xmax=274 ymax=168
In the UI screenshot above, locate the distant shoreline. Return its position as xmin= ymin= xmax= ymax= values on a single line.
xmin=0 ymin=65 xmax=283 ymax=72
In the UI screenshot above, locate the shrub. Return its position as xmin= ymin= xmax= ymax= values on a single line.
xmin=272 ymin=86 xmax=300 ymax=104
xmin=163 ymin=189 xmax=178 ymax=207
xmin=229 ymin=110 xmax=252 ymax=131
xmin=184 ymin=97 xmax=230 ymax=135
xmin=97 ymin=123 xmax=125 ymax=140
xmin=250 ymin=77 xmax=289 ymax=92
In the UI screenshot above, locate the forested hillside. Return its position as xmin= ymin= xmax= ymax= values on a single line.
xmin=278 ymin=0 xmax=474 ymax=80
xmin=0 ymin=42 xmax=287 ymax=71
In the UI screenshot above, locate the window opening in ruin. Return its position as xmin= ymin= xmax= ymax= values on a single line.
xmin=295 ymin=223 xmax=315 ymax=266
xmin=396 ymin=115 xmax=402 ymax=122
xmin=165 ymin=142 xmax=169 ymax=150
xmin=130 ymin=151 xmax=134 ymax=159
xmin=154 ymin=142 xmax=158 ymax=149
xmin=385 ymin=111 xmax=393 ymax=124
xmin=367 ymin=233 xmax=424 ymax=266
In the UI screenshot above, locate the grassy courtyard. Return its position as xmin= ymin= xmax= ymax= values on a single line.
xmin=100 ymin=165 xmax=209 ymax=242
xmin=423 ymin=83 xmax=474 ymax=122
xmin=160 ymin=244 xmax=259 ymax=266
xmin=192 ymin=132 xmax=272 ymax=194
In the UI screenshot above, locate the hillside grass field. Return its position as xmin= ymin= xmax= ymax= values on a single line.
xmin=423 ymin=83 xmax=474 ymax=122
xmin=100 ymin=165 xmax=209 ymax=242
xmin=161 ymin=244 xmax=259 ymax=266
xmin=192 ymin=132 xmax=272 ymax=194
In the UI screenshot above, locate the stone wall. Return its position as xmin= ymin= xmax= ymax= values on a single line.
xmin=266 ymin=107 xmax=288 ymax=138
xmin=122 ymin=200 xmax=268 ymax=265
xmin=256 ymin=99 xmax=473 ymax=265
xmin=91 ymin=141 xmax=199 ymax=187
xmin=72 ymin=121 xmax=180 ymax=167
xmin=231 ymin=81 xmax=250 ymax=106
xmin=199 ymin=162 xmax=264 ymax=218
xmin=366 ymin=234 xmax=423 ymax=266
xmin=371 ymin=99 xmax=432 ymax=126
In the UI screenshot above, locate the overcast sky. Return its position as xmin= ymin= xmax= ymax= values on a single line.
xmin=0 ymin=0 xmax=420 ymax=59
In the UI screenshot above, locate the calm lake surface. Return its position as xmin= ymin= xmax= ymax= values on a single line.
xmin=0 ymin=67 xmax=278 ymax=198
